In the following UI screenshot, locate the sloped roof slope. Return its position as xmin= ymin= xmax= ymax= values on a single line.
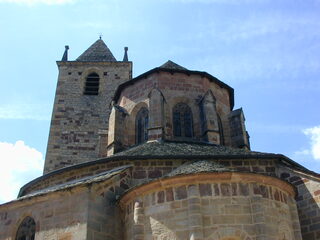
xmin=77 ymin=39 xmax=117 ymax=62
xmin=165 ymin=160 xmax=229 ymax=177
xmin=159 ymin=60 xmax=188 ymax=70
xmin=113 ymin=140 xmax=269 ymax=157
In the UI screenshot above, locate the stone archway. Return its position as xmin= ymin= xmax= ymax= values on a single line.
xmin=207 ymin=227 xmax=252 ymax=240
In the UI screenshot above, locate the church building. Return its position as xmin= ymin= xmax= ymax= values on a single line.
xmin=0 ymin=39 xmax=319 ymax=240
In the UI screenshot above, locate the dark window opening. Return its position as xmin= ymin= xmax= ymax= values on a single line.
xmin=16 ymin=217 xmax=36 ymax=240
xmin=84 ymin=73 xmax=99 ymax=95
xmin=136 ymin=108 xmax=149 ymax=144
xmin=218 ymin=115 xmax=225 ymax=145
xmin=173 ymin=103 xmax=193 ymax=138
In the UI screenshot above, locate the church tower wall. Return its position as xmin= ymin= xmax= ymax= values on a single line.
xmin=44 ymin=61 xmax=132 ymax=173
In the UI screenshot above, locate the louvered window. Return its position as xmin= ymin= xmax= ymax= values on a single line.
xmin=84 ymin=73 xmax=99 ymax=95
xmin=136 ymin=108 xmax=149 ymax=144
xmin=173 ymin=103 xmax=193 ymax=138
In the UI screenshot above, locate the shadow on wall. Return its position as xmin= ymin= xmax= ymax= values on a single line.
xmin=280 ymin=168 xmax=320 ymax=240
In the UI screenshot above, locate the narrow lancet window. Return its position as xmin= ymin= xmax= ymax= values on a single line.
xmin=136 ymin=108 xmax=149 ymax=144
xmin=16 ymin=216 xmax=36 ymax=240
xmin=173 ymin=103 xmax=193 ymax=138
xmin=218 ymin=115 xmax=225 ymax=145
xmin=84 ymin=73 xmax=100 ymax=95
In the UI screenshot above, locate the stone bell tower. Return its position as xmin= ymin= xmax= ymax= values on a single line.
xmin=44 ymin=39 xmax=132 ymax=173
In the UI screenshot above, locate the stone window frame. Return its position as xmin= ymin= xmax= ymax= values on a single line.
xmin=83 ymin=72 xmax=100 ymax=95
xmin=15 ymin=216 xmax=36 ymax=240
xmin=135 ymin=107 xmax=149 ymax=144
xmin=172 ymin=102 xmax=194 ymax=139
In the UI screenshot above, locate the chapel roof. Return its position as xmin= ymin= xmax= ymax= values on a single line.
xmin=16 ymin=165 xmax=131 ymax=200
xmin=76 ymin=39 xmax=117 ymax=62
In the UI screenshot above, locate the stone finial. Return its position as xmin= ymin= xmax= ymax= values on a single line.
xmin=61 ymin=45 xmax=69 ymax=61
xmin=123 ymin=47 xmax=128 ymax=62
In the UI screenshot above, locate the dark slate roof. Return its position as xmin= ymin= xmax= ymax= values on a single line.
xmin=113 ymin=140 xmax=269 ymax=158
xmin=76 ymin=39 xmax=117 ymax=62
xmin=159 ymin=60 xmax=187 ymax=70
xmin=165 ymin=160 xmax=229 ymax=177
xmin=17 ymin=165 xmax=131 ymax=198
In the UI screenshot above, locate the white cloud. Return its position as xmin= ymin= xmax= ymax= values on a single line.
xmin=0 ymin=0 xmax=75 ymax=5
xmin=0 ymin=141 xmax=44 ymax=203
xmin=303 ymin=126 xmax=320 ymax=160
xmin=292 ymin=126 xmax=320 ymax=167
xmin=0 ymin=103 xmax=51 ymax=121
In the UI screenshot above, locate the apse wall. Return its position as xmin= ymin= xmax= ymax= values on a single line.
xmin=120 ymin=173 xmax=302 ymax=240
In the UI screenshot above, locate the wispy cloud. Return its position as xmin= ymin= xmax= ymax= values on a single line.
xmin=0 ymin=141 xmax=43 ymax=203
xmin=293 ymin=126 xmax=320 ymax=164
xmin=0 ymin=0 xmax=75 ymax=5
xmin=0 ymin=103 xmax=51 ymax=121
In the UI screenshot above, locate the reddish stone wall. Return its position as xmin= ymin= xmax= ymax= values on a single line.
xmin=116 ymin=71 xmax=232 ymax=147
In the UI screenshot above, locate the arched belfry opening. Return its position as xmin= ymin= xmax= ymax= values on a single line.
xmin=84 ymin=72 xmax=100 ymax=95
xmin=173 ymin=103 xmax=193 ymax=138
xmin=15 ymin=216 xmax=36 ymax=240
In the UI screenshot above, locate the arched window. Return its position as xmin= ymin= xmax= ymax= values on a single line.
xmin=84 ymin=72 xmax=99 ymax=95
xmin=173 ymin=103 xmax=193 ymax=138
xmin=136 ymin=108 xmax=149 ymax=144
xmin=16 ymin=216 xmax=36 ymax=240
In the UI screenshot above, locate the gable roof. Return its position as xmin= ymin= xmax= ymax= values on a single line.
xmin=76 ymin=39 xmax=117 ymax=62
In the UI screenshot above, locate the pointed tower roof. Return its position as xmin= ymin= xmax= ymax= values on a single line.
xmin=76 ymin=39 xmax=117 ymax=62
xmin=159 ymin=60 xmax=187 ymax=70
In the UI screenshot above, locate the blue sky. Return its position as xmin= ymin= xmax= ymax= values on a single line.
xmin=0 ymin=0 xmax=319 ymax=203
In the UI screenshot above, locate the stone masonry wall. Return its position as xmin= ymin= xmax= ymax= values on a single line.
xmin=0 ymin=168 xmax=131 ymax=240
xmin=120 ymin=173 xmax=301 ymax=240
xmin=0 ymin=190 xmax=89 ymax=240
xmin=44 ymin=61 xmax=132 ymax=173
xmin=117 ymin=71 xmax=232 ymax=147
xmin=86 ymin=168 xmax=131 ymax=240
xmin=279 ymin=166 xmax=320 ymax=240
